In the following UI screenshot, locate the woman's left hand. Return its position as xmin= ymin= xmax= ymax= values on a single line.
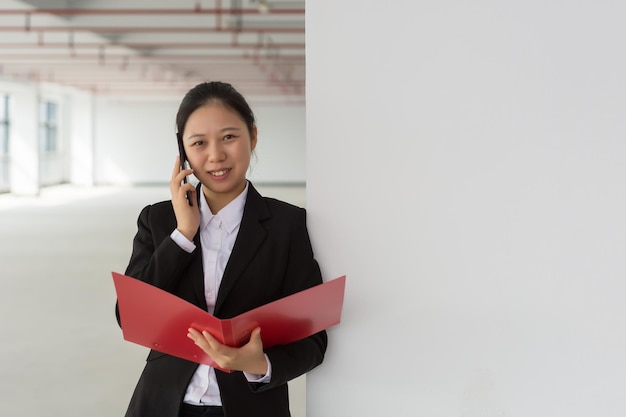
xmin=187 ymin=327 xmax=268 ymax=375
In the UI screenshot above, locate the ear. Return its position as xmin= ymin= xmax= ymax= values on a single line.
xmin=250 ymin=124 xmax=258 ymax=151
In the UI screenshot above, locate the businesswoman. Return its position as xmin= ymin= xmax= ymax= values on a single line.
xmin=117 ymin=81 xmax=327 ymax=417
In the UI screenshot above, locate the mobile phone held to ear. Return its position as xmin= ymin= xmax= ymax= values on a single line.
xmin=177 ymin=133 xmax=193 ymax=207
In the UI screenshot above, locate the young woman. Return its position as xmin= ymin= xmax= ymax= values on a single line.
xmin=118 ymin=82 xmax=327 ymax=417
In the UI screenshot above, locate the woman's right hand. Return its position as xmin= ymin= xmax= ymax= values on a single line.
xmin=170 ymin=156 xmax=200 ymax=241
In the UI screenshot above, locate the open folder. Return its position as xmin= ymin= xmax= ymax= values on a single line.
xmin=113 ymin=272 xmax=346 ymax=371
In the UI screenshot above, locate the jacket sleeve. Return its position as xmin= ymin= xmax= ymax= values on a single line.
xmin=116 ymin=203 xmax=198 ymax=326
xmin=253 ymin=208 xmax=328 ymax=391
xmin=124 ymin=203 xmax=197 ymax=291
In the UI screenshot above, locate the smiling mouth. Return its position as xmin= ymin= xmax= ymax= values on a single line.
xmin=209 ymin=169 xmax=231 ymax=177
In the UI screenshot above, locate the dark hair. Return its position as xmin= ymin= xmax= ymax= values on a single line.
xmin=176 ymin=81 xmax=256 ymax=138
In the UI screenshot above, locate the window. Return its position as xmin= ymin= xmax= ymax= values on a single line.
xmin=0 ymin=94 xmax=10 ymax=191
xmin=39 ymin=100 xmax=58 ymax=153
xmin=0 ymin=95 xmax=9 ymax=157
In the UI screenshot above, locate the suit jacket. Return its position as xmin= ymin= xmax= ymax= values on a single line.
xmin=117 ymin=183 xmax=327 ymax=417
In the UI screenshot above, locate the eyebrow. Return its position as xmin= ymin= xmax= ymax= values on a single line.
xmin=185 ymin=126 xmax=242 ymax=141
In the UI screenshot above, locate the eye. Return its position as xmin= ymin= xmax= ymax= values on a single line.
xmin=191 ymin=140 xmax=204 ymax=146
xmin=223 ymin=134 xmax=235 ymax=141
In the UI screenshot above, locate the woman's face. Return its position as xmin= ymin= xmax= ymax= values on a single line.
xmin=182 ymin=102 xmax=257 ymax=210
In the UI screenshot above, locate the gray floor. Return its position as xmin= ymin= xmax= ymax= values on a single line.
xmin=0 ymin=184 xmax=306 ymax=417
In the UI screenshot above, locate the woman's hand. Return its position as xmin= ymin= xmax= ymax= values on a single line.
xmin=170 ymin=156 xmax=200 ymax=241
xmin=187 ymin=327 xmax=268 ymax=375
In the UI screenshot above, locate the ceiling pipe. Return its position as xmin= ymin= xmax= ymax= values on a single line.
xmin=0 ymin=42 xmax=304 ymax=49
xmin=0 ymin=5 xmax=305 ymax=97
xmin=0 ymin=54 xmax=304 ymax=61
xmin=216 ymin=0 xmax=223 ymax=30
xmin=20 ymin=72 xmax=303 ymax=83
xmin=35 ymin=79 xmax=303 ymax=87
xmin=0 ymin=8 xmax=304 ymax=16
xmin=0 ymin=26 xmax=303 ymax=34
xmin=3 ymin=72 xmax=306 ymax=99
xmin=7 ymin=66 xmax=301 ymax=83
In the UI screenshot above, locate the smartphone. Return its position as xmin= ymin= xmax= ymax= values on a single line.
xmin=177 ymin=133 xmax=193 ymax=206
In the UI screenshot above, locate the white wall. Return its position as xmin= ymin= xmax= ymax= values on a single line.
xmin=68 ymin=90 xmax=95 ymax=186
xmin=306 ymin=2 xmax=626 ymax=417
xmin=94 ymin=96 xmax=306 ymax=185
xmin=94 ymin=97 xmax=178 ymax=184
xmin=251 ymin=105 xmax=306 ymax=184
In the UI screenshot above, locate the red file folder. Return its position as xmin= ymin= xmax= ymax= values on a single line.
xmin=113 ymin=272 xmax=346 ymax=372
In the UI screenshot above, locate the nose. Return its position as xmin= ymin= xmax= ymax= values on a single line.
xmin=207 ymin=140 xmax=226 ymax=163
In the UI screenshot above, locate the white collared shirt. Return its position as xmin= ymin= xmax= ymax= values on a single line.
xmin=170 ymin=182 xmax=270 ymax=406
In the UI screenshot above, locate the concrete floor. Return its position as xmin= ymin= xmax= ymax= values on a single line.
xmin=0 ymin=184 xmax=307 ymax=417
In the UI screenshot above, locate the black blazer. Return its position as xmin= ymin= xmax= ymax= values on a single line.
xmin=117 ymin=183 xmax=327 ymax=417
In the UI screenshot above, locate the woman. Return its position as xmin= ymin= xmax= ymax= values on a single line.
xmin=118 ymin=81 xmax=327 ymax=417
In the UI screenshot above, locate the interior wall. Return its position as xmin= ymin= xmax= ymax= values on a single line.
xmin=93 ymin=97 xmax=306 ymax=185
xmin=93 ymin=97 xmax=178 ymax=185
xmin=68 ymin=90 xmax=95 ymax=186
xmin=306 ymin=2 xmax=626 ymax=417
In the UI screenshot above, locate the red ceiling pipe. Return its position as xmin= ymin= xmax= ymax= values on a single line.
xmin=216 ymin=0 xmax=223 ymax=30
xmin=0 ymin=48 xmax=302 ymax=70
xmin=0 ymin=42 xmax=304 ymax=49
xmin=0 ymin=54 xmax=304 ymax=61
xmin=0 ymin=8 xmax=304 ymax=16
xmin=0 ymin=26 xmax=304 ymax=34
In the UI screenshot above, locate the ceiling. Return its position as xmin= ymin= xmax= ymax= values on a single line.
xmin=0 ymin=0 xmax=305 ymax=102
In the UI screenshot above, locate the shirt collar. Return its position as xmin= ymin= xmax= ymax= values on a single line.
xmin=199 ymin=182 xmax=248 ymax=234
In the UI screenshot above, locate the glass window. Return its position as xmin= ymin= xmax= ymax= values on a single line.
xmin=0 ymin=95 xmax=9 ymax=156
xmin=0 ymin=95 xmax=6 ymax=119
xmin=0 ymin=125 xmax=7 ymax=156
xmin=39 ymin=101 xmax=58 ymax=153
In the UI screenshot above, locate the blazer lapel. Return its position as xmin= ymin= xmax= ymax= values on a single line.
xmin=215 ymin=184 xmax=270 ymax=314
